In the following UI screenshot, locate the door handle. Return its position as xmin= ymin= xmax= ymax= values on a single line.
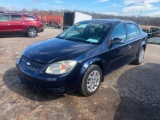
xmin=128 ymin=45 xmax=132 ymax=49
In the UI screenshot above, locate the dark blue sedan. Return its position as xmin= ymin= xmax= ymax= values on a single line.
xmin=16 ymin=19 xmax=147 ymax=96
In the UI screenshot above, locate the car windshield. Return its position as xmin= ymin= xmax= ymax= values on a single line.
xmin=56 ymin=21 xmax=113 ymax=45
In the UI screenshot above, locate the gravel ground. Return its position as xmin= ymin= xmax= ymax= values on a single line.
xmin=0 ymin=28 xmax=160 ymax=120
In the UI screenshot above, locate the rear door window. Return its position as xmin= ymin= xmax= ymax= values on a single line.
xmin=11 ymin=15 xmax=23 ymax=21
xmin=126 ymin=23 xmax=140 ymax=39
xmin=24 ymin=15 xmax=36 ymax=21
xmin=0 ymin=15 xmax=9 ymax=22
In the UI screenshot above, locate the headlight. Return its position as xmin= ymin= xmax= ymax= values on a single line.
xmin=45 ymin=60 xmax=77 ymax=75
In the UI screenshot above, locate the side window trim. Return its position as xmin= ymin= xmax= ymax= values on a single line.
xmin=123 ymin=23 xmax=127 ymax=41
xmin=136 ymin=24 xmax=140 ymax=35
xmin=9 ymin=15 xmax=11 ymax=21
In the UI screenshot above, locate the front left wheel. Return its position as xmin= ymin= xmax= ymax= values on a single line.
xmin=26 ymin=27 xmax=37 ymax=37
xmin=79 ymin=65 xmax=102 ymax=97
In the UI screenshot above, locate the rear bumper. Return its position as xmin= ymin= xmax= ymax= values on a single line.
xmin=38 ymin=27 xmax=44 ymax=33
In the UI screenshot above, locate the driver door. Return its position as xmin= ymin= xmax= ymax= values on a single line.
xmin=108 ymin=23 xmax=130 ymax=72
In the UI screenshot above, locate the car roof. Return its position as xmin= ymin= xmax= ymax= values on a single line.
xmin=1 ymin=12 xmax=35 ymax=16
xmin=80 ymin=19 xmax=136 ymax=24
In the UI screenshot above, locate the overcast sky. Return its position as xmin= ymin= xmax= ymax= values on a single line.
xmin=0 ymin=0 xmax=160 ymax=16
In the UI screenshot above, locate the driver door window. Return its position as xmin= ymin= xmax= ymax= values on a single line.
xmin=111 ymin=24 xmax=127 ymax=41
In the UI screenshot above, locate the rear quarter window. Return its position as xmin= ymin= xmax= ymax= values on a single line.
xmin=24 ymin=15 xmax=36 ymax=21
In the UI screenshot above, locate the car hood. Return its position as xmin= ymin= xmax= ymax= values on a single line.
xmin=23 ymin=38 xmax=96 ymax=63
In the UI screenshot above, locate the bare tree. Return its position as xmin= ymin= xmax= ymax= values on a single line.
xmin=21 ymin=8 xmax=27 ymax=12
xmin=0 ymin=6 xmax=6 ymax=12
xmin=1 ymin=6 xmax=160 ymax=27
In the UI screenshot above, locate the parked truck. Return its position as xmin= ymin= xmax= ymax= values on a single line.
xmin=63 ymin=11 xmax=92 ymax=30
xmin=37 ymin=12 xmax=63 ymax=28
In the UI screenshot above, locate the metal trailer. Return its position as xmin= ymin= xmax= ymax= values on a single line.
xmin=140 ymin=25 xmax=160 ymax=44
xmin=141 ymin=25 xmax=160 ymax=38
xmin=37 ymin=13 xmax=63 ymax=28
xmin=63 ymin=11 xmax=92 ymax=30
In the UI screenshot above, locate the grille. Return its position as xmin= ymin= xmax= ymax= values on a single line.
xmin=20 ymin=56 xmax=45 ymax=72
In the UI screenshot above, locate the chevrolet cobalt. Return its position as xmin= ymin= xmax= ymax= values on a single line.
xmin=16 ymin=19 xmax=147 ymax=96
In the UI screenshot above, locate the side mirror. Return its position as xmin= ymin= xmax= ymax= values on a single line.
xmin=111 ymin=38 xmax=124 ymax=44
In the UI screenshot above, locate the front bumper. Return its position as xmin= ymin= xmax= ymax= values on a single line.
xmin=38 ymin=27 xmax=44 ymax=33
xmin=16 ymin=59 xmax=80 ymax=94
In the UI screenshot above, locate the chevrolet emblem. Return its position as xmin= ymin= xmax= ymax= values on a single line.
xmin=26 ymin=62 xmax=31 ymax=66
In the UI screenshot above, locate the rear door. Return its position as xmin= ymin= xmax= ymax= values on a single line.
xmin=9 ymin=15 xmax=26 ymax=32
xmin=108 ymin=23 xmax=130 ymax=71
xmin=125 ymin=23 xmax=142 ymax=61
xmin=0 ymin=15 xmax=10 ymax=33
xmin=23 ymin=15 xmax=38 ymax=27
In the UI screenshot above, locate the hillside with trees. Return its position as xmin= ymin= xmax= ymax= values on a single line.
xmin=0 ymin=6 xmax=160 ymax=26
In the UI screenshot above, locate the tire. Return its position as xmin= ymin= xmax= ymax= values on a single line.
xmin=79 ymin=65 xmax=102 ymax=97
xmin=26 ymin=27 xmax=37 ymax=37
xmin=133 ymin=47 xmax=145 ymax=65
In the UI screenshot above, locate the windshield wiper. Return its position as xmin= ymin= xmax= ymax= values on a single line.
xmin=64 ymin=37 xmax=94 ymax=44
xmin=56 ymin=37 xmax=94 ymax=44
xmin=56 ymin=36 xmax=80 ymax=42
xmin=56 ymin=36 xmax=65 ymax=39
xmin=64 ymin=37 xmax=81 ymax=42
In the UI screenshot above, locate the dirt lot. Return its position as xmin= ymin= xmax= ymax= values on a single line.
xmin=0 ymin=28 xmax=160 ymax=120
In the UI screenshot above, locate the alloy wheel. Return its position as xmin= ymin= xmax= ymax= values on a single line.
xmin=139 ymin=49 xmax=145 ymax=63
xmin=28 ymin=28 xmax=37 ymax=37
xmin=87 ymin=70 xmax=101 ymax=92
